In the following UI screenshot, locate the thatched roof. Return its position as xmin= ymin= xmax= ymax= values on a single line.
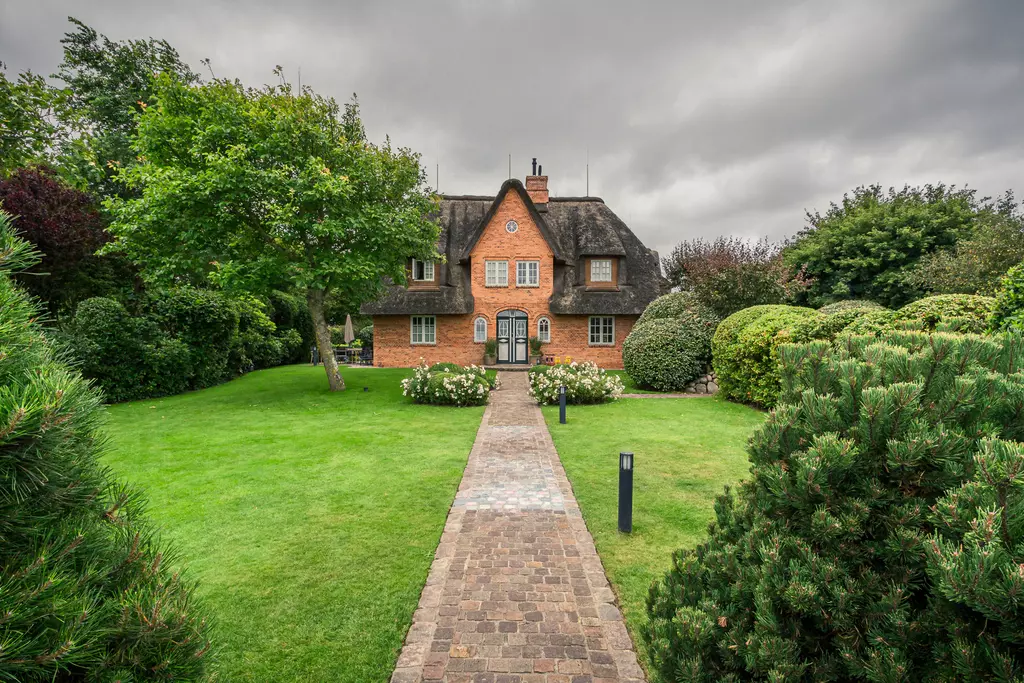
xmin=361 ymin=179 xmax=666 ymax=316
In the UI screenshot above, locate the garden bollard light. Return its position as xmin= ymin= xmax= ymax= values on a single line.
xmin=559 ymin=385 xmax=567 ymax=424
xmin=618 ymin=452 xmax=633 ymax=533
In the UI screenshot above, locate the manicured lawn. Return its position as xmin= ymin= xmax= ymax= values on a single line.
xmin=606 ymin=369 xmax=660 ymax=394
xmin=102 ymin=365 xmax=483 ymax=683
xmin=541 ymin=396 xmax=764 ymax=675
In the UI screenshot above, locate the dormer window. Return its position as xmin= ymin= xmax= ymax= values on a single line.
xmin=590 ymin=259 xmax=613 ymax=282
xmin=412 ymin=259 xmax=435 ymax=281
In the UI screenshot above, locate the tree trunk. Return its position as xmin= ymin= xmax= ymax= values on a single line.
xmin=307 ymin=287 xmax=345 ymax=391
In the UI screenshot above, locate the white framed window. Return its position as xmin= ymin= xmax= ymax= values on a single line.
xmin=485 ymin=260 xmax=508 ymax=287
xmin=537 ymin=317 xmax=551 ymax=343
xmin=516 ymin=260 xmax=539 ymax=287
xmin=410 ymin=315 xmax=436 ymax=344
xmin=588 ymin=316 xmax=615 ymax=345
xmin=412 ymin=259 xmax=434 ymax=281
xmin=473 ymin=317 xmax=487 ymax=343
xmin=590 ymin=258 xmax=613 ymax=283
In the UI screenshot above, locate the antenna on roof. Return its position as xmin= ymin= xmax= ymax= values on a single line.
xmin=508 ymin=154 xmax=511 ymax=180
xmin=436 ymin=163 xmax=439 ymax=192
xmin=586 ymin=148 xmax=589 ymax=197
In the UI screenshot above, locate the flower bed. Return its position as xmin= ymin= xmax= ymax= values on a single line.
xmin=401 ymin=362 xmax=496 ymax=406
xmin=528 ymin=362 xmax=623 ymax=405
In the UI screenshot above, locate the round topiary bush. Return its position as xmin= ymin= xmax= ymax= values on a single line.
xmin=818 ymin=299 xmax=886 ymax=314
xmin=624 ymin=292 xmax=720 ymax=391
xmin=637 ymin=291 xmax=717 ymax=326
xmin=893 ymin=294 xmax=995 ymax=334
xmin=712 ymin=304 xmax=817 ymax=407
xmin=784 ymin=304 xmax=891 ymax=344
xmin=622 ymin=317 xmax=716 ymax=391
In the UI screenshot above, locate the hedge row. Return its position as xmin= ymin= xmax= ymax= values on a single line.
xmin=62 ymin=288 xmax=314 ymax=402
xmin=713 ymin=294 xmax=996 ymax=408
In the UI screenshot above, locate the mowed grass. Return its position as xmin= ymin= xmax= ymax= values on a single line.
xmin=541 ymin=397 xmax=764 ymax=672
xmin=102 ymin=365 xmax=483 ymax=682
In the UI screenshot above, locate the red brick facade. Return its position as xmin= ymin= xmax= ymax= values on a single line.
xmin=373 ymin=188 xmax=636 ymax=368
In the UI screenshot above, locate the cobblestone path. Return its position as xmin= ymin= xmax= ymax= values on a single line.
xmin=390 ymin=372 xmax=645 ymax=683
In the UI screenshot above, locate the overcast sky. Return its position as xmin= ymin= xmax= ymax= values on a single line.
xmin=3 ymin=0 xmax=1022 ymax=257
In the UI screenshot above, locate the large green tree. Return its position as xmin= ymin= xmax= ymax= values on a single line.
xmin=52 ymin=17 xmax=199 ymax=199
xmin=0 ymin=64 xmax=59 ymax=174
xmin=105 ymin=74 xmax=439 ymax=390
xmin=784 ymin=184 xmax=983 ymax=308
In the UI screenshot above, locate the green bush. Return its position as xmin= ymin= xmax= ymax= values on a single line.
xmin=636 ymin=290 xmax=717 ymax=325
xmin=989 ymin=263 xmax=1024 ymax=332
xmin=232 ymin=294 xmax=283 ymax=371
xmin=625 ymin=293 xmax=720 ymax=391
xmin=712 ymin=305 xmax=817 ymax=407
xmin=622 ymin=318 xmax=716 ymax=391
xmin=893 ymin=294 xmax=995 ymax=334
xmin=267 ymin=289 xmax=314 ymax=362
xmin=149 ymin=286 xmax=239 ymax=388
xmin=0 ymin=213 xmax=212 ymax=679
xmin=429 ymin=362 xmax=464 ymax=374
xmin=818 ymin=299 xmax=886 ymax=314
xmin=785 ymin=304 xmax=891 ymax=344
xmin=357 ymin=323 xmax=373 ymax=348
xmin=64 ymin=297 xmax=193 ymax=402
xmin=645 ymin=329 xmax=1024 ymax=681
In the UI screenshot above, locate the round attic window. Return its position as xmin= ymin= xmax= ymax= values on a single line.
xmin=505 ymin=220 xmax=519 ymax=233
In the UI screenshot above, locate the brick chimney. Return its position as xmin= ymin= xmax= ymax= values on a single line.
xmin=526 ymin=157 xmax=548 ymax=208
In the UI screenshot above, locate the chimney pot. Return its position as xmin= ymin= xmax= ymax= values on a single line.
xmin=526 ymin=160 xmax=549 ymax=206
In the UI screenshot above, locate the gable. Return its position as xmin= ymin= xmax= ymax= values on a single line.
xmin=458 ymin=179 xmax=566 ymax=262
xmin=468 ymin=188 xmax=554 ymax=260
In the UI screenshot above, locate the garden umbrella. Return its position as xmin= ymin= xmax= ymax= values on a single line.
xmin=343 ymin=314 xmax=355 ymax=344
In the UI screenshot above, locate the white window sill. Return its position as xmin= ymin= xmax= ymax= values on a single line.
xmin=411 ymin=342 xmax=437 ymax=346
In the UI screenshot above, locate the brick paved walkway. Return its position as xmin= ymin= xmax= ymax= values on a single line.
xmin=390 ymin=372 xmax=645 ymax=683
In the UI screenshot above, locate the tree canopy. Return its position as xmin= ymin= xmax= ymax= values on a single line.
xmin=784 ymin=183 xmax=982 ymax=308
xmin=105 ymin=74 xmax=439 ymax=390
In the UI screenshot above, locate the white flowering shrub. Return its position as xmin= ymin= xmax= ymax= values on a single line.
xmin=401 ymin=361 xmax=496 ymax=406
xmin=528 ymin=361 xmax=623 ymax=405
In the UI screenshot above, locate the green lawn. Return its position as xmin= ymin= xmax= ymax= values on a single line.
xmin=606 ymin=369 xmax=659 ymax=393
xmin=541 ymin=397 xmax=765 ymax=675
xmin=102 ymin=365 xmax=483 ymax=683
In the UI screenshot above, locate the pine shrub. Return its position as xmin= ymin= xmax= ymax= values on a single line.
xmin=711 ymin=305 xmax=817 ymax=407
xmin=0 ymin=213 xmax=212 ymax=680
xmin=645 ymin=328 xmax=1024 ymax=681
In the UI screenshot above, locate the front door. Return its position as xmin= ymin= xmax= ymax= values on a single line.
xmin=497 ymin=310 xmax=528 ymax=364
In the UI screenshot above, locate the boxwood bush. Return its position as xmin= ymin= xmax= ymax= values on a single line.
xmin=624 ymin=292 xmax=720 ymax=391
xmin=817 ymin=299 xmax=885 ymax=314
xmin=712 ymin=304 xmax=817 ymax=407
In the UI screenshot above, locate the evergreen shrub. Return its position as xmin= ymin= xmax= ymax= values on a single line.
xmin=711 ymin=305 xmax=817 ymax=407
xmin=0 ymin=213 xmax=212 ymax=680
xmin=818 ymin=299 xmax=886 ymax=314
xmin=893 ymin=294 xmax=995 ymax=334
xmin=636 ymin=291 xmax=717 ymax=325
xmin=645 ymin=328 xmax=1024 ymax=681
xmin=624 ymin=292 xmax=720 ymax=391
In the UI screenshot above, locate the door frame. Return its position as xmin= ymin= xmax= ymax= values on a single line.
xmin=496 ymin=309 xmax=529 ymax=365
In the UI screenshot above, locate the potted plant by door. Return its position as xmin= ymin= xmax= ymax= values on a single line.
xmin=529 ymin=336 xmax=543 ymax=365
xmin=483 ymin=338 xmax=497 ymax=365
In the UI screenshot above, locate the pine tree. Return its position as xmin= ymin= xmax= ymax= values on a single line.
xmin=645 ymin=324 xmax=1024 ymax=681
xmin=0 ymin=210 xmax=211 ymax=680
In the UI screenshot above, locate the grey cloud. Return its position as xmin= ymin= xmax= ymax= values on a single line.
xmin=2 ymin=0 xmax=1022 ymax=257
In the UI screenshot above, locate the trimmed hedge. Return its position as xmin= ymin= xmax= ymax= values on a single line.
xmin=892 ymin=294 xmax=995 ymax=334
xmin=712 ymin=305 xmax=817 ymax=407
xmin=624 ymin=292 xmax=720 ymax=391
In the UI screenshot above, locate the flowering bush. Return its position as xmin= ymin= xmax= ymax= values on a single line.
xmin=402 ymin=361 xmax=495 ymax=406
xmin=528 ymin=361 xmax=623 ymax=405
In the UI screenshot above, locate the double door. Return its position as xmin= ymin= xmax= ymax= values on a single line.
xmin=496 ymin=310 xmax=528 ymax=364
